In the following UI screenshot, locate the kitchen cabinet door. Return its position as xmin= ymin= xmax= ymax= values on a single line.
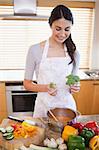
xmin=91 ymin=80 xmax=99 ymax=114
xmin=0 ymin=82 xmax=7 ymax=123
xmin=73 ymin=80 xmax=94 ymax=115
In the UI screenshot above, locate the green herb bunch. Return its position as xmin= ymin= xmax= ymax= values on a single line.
xmin=66 ymin=74 xmax=80 ymax=86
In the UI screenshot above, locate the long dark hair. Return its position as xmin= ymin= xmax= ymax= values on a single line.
xmin=49 ymin=5 xmax=76 ymax=64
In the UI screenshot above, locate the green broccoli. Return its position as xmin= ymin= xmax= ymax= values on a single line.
xmin=66 ymin=74 xmax=80 ymax=86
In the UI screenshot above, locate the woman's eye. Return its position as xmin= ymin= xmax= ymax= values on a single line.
xmin=65 ymin=28 xmax=70 ymax=32
xmin=55 ymin=28 xmax=70 ymax=32
xmin=56 ymin=28 xmax=61 ymax=31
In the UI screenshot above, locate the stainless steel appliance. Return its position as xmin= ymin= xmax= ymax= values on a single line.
xmin=6 ymin=82 xmax=37 ymax=117
xmin=0 ymin=0 xmax=48 ymax=20
xmin=14 ymin=0 xmax=37 ymax=16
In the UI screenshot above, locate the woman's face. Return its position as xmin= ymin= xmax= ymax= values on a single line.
xmin=51 ymin=18 xmax=72 ymax=43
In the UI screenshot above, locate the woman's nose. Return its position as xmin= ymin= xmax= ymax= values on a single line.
xmin=61 ymin=30 xmax=66 ymax=37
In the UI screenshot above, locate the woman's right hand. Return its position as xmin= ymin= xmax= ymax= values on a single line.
xmin=70 ymin=82 xmax=80 ymax=93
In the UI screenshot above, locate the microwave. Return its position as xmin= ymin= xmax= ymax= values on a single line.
xmin=6 ymin=82 xmax=37 ymax=117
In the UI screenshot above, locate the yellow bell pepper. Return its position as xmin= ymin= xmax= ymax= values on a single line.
xmin=89 ymin=135 xmax=99 ymax=150
xmin=22 ymin=121 xmax=37 ymax=137
xmin=62 ymin=125 xmax=78 ymax=141
xmin=22 ymin=121 xmax=37 ymax=132
xmin=14 ymin=122 xmax=38 ymax=138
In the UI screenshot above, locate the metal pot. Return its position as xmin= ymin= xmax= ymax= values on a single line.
xmin=47 ymin=107 xmax=80 ymax=126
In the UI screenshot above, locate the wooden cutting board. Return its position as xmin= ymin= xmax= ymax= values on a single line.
xmin=0 ymin=118 xmax=45 ymax=150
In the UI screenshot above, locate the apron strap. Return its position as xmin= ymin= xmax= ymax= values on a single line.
xmin=64 ymin=44 xmax=68 ymax=57
xmin=42 ymin=39 xmax=49 ymax=59
xmin=42 ymin=39 xmax=68 ymax=59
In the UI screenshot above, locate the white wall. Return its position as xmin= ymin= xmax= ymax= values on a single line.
xmin=91 ymin=0 xmax=99 ymax=69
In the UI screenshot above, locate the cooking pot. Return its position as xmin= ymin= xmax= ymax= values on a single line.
xmin=47 ymin=108 xmax=80 ymax=126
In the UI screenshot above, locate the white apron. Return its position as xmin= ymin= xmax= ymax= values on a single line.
xmin=33 ymin=40 xmax=76 ymax=118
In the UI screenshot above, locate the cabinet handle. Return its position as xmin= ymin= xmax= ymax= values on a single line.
xmin=93 ymin=83 xmax=99 ymax=85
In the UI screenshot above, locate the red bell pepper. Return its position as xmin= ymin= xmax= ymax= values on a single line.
xmin=84 ymin=121 xmax=99 ymax=135
xmin=72 ymin=122 xmax=84 ymax=134
xmin=11 ymin=124 xmax=17 ymax=130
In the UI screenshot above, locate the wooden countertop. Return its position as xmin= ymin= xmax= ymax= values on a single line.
xmin=0 ymin=118 xmax=45 ymax=150
xmin=0 ymin=115 xmax=99 ymax=149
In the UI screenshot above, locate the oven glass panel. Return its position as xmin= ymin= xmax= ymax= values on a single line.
xmin=12 ymin=94 xmax=37 ymax=112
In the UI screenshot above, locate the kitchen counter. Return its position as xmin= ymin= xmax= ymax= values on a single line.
xmin=77 ymin=114 xmax=99 ymax=124
xmin=0 ymin=70 xmax=36 ymax=82
xmin=0 ymin=117 xmax=45 ymax=150
xmin=0 ymin=69 xmax=92 ymax=82
xmin=0 ymin=115 xmax=99 ymax=150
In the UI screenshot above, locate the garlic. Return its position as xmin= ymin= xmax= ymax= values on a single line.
xmin=56 ymin=137 xmax=64 ymax=145
xmin=58 ymin=143 xmax=67 ymax=150
xmin=43 ymin=138 xmax=50 ymax=146
xmin=47 ymin=138 xmax=57 ymax=148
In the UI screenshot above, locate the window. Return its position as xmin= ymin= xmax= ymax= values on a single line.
xmin=0 ymin=6 xmax=94 ymax=69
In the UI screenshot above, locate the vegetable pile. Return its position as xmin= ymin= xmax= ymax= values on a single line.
xmin=26 ymin=121 xmax=98 ymax=150
xmin=19 ymin=120 xmax=99 ymax=150
xmin=61 ymin=121 xmax=99 ymax=150
xmin=0 ymin=121 xmax=38 ymax=140
xmin=0 ymin=119 xmax=99 ymax=150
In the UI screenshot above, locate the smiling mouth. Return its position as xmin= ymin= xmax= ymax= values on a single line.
xmin=58 ymin=38 xmax=66 ymax=41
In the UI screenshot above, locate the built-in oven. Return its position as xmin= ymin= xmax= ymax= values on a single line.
xmin=6 ymin=82 xmax=37 ymax=117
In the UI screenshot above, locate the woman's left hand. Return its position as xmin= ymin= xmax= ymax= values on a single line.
xmin=70 ymin=83 xmax=80 ymax=93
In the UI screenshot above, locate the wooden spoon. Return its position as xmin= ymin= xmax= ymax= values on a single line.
xmin=48 ymin=109 xmax=59 ymax=122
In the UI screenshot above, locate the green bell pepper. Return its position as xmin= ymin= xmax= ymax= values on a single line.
xmin=80 ymin=127 xmax=95 ymax=147
xmin=67 ymin=135 xmax=86 ymax=150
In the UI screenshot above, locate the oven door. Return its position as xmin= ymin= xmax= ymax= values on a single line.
xmin=6 ymin=90 xmax=37 ymax=117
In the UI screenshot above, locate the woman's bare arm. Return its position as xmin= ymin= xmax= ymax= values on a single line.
xmin=23 ymin=79 xmax=48 ymax=92
xmin=23 ymin=80 xmax=57 ymax=96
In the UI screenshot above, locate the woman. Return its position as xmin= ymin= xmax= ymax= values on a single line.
xmin=24 ymin=5 xmax=80 ymax=118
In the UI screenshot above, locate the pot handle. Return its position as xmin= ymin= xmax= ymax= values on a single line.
xmin=76 ymin=110 xmax=81 ymax=116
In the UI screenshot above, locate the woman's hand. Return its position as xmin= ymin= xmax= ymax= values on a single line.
xmin=47 ymin=87 xmax=57 ymax=96
xmin=47 ymin=83 xmax=57 ymax=96
xmin=70 ymin=82 xmax=80 ymax=93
